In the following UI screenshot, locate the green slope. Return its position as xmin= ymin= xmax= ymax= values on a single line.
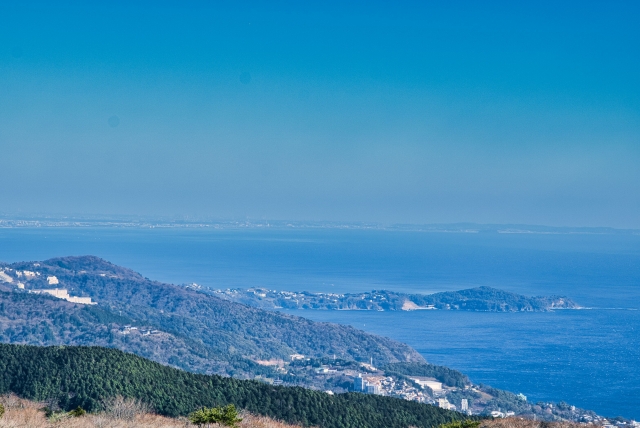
xmin=6 ymin=256 xmax=423 ymax=365
xmin=0 ymin=289 xmax=272 ymax=377
xmin=0 ymin=344 xmax=465 ymax=428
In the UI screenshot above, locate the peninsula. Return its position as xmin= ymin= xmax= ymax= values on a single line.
xmin=210 ymin=286 xmax=579 ymax=312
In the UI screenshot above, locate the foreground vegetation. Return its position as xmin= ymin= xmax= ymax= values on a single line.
xmin=0 ymin=344 xmax=465 ymax=428
xmin=0 ymin=394 xmax=299 ymax=428
xmin=0 ymin=395 xmax=586 ymax=428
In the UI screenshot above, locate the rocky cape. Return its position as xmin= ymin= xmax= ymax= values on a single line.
xmin=209 ymin=286 xmax=579 ymax=312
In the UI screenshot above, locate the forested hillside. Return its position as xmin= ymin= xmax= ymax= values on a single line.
xmin=4 ymin=256 xmax=422 ymax=365
xmin=406 ymin=287 xmax=577 ymax=311
xmin=0 ymin=290 xmax=271 ymax=377
xmin=0 ymin=344 xmax=464 ymax=428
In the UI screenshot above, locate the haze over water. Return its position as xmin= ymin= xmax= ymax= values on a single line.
xmin=1 ymin=226 xmax=638 ymax=419
xmin=2 ymin=2 xmax=640 ymax=227
xmin=2 ymin=0 xmax=640 ymax=423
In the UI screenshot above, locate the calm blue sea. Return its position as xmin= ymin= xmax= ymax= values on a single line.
xmin=0 ymin=227 xmax=639 ymax=418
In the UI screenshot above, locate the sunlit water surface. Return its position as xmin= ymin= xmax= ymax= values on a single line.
xmin=1 ymin=227 xmax=639 ymax=418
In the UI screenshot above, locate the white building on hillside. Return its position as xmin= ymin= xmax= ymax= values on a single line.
xmin=365 ymin=384 xmax=380 ymax=395
xmin=409 ymin=377 xmax=443 ymax=392
xmin=31 ymin=288 xmax=95 ymax=305
xmin=438 ymin=398 xmax=455 ymax=411
xmin=354 ymin=375 xmax=365 ymax=392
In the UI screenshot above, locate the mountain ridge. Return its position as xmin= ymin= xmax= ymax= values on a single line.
xmin=2 ymin=255 xmax=423 ymax=366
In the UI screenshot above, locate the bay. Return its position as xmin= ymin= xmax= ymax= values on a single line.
xmin=0 ymin=226 xmax=638 ymax=418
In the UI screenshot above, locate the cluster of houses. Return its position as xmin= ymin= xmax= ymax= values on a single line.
xmin=118 ymin=326 xmax=161 ymax=336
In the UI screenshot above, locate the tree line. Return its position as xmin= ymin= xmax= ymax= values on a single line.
xmin=0 ymin=344 xmax=469 ymax=428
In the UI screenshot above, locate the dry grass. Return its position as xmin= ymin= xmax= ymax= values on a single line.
xmin=0 ymin=395 xmax=299 ymax=428
xmin=480 ymin=418 xmax=583 ymax=428
xmin=239 ymin=414 xmax=302 ymax=428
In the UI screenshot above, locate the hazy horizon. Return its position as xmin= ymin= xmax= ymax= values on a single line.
xmin=3 ymin=214 xmax=640 ymax=235
xmin=2 ymin=1 xmax=639 ymax=228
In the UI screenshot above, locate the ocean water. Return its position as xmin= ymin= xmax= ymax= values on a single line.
xmin=0 ymin=227 xmax=639 ymax=418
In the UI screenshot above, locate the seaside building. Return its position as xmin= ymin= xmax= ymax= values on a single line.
xmin=353 ymin=375 xmax=381 ymax=395
xmin=354 ymin=375 xmax=365 ymax=392
xmin=461 ymin=399 xmax=469 ymax=412
xmin=47 ymin=276 xmax=59 ymax=285
xmin=409 ymin=377 xmax=443 ymax=392
xmin=365 ymin=384 xmax=380 ymax=395
xmin=438 ymin=398 xmax=455 ymax=411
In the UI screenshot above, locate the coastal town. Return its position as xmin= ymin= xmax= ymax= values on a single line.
xmin=255 ymin=353 xmax=628 ymax=425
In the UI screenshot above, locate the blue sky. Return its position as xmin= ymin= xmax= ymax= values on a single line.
xmin=1 ymin=1 xmax=639 ymax=227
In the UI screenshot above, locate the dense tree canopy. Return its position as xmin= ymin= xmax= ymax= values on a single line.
xmin=0 ymin=344 xmax=467 ymax=428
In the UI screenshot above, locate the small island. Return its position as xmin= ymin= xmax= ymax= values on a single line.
xmin=210 ymin=286 xmax=579 ymax=312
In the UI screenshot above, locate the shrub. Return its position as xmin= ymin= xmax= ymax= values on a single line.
xmin=189 ymin=404 xmax=243 ymax=427
xmin=440 ymin=420 xmax=481 ymax=428
xmin=0 ymin=403 xmax=4 ymax=418
xmin=68 ymin=406 xmax=86 ymax=417
xmin=48 ymin=411 xmax=68 ymax=423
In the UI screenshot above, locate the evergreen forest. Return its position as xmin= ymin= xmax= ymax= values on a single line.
xmin=0 ymin=343 xmax=466 ymax=428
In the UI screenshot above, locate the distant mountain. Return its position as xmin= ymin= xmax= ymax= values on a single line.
xmin=211 ymin=286 xmax=579 ymax=312
xmin=0 ymin=344 xmax=464 ymax=428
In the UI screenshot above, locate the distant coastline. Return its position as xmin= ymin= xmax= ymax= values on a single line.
xmin=1 ymin=216 xmax=639 ymax=236
xmin=208 ymin=286 xmax=580 ymax=313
